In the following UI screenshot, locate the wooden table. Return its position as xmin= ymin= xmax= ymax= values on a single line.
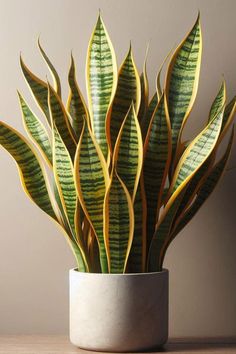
xmin=0 ymin=336 xmax=236 ymax=353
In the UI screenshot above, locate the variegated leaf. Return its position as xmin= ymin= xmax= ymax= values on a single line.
xmin=113 ymin=103 xmax=143 ymax=201
xmin=74 ymin=120 xmax=109 ymax=273
xmin=18 ymin=92 xmax=52 ymax=166
xmin=127 ymin=178 xmax=147 ymax=273
xmin=20 ymin=56 xmax=50 ymax=124
xmin=0 ymin=121 xmax=56 ymax=219
xmin=38 ymin=39 xmax=61 ymax=97
xmin=143 ymin=94 xmax=171 ymax=250
xmin=140 ymin=93 xmax=158 ymax=140
xmin=86 ymin=14 xmax=117 ymax=158
xmin=106 ymin=46 xmax=141 ymax=152
xmin=165 ymin=14 xmax=202 ymax=161
xmin=67 ymin=54 xmax=89 ymax=141
xmin=48 ymin=83 xmax=76 ymax=158
xmin=104 ymin=169 xmax=134 ymax=273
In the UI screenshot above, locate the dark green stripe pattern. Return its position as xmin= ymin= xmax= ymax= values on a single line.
xmin=141 ymin=93 xmax=158 ymax=140
xmin=138 ymin=56 xmax=149 ymax=122
xmin=68 ymin=54 xmax=88 ymax=142
xmin=75 ymin=122 xmax=108 ymax=273
xmin=48 ymin=84 xmax=76 ymax=159
xmin=20 ymin=56 xmax=50 ymax=124
xmin=105 ymin=171 xmax=133 ymax=273
xmin=172 ymin=106 xmax=224 ymax=193
xmin=108 ymin=47 xmax=140 ymax=151
xmin=144 ymin=94 xmax=170 ymax=251
xmin=173 ymin=128 xmax=234 ymax=241
xmin=87 ymin=14 xmax=116 ymax=158
xmin=148 ymin=189 xmax=186 ymax=271
xmin=18 ymin=93 xmax=52 ymax=165
xmin=38 ymin=39 xmax=61 ymax=97
xmin=53 ymin=125 xmax=77 ymax=235
xmin=221 ymin=96 xmax=236 ymax=135
xmin=127 ymin=180 xmax=146 ymax=273
xmin=0 ymin=121 xmax=56 ymax=220
xmin=208 ymin=81 xmax=225 ymax=122
xmin=115 ymin=104 xmax=142 ymax=200
xmin=166 ymin=16 xmax=201 ymax=160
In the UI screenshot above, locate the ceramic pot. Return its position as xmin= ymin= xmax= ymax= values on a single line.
xmin=69 ymin=268 xmax=169 ymax=352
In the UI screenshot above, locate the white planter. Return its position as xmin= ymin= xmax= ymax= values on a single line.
xmin=69 ymin=268 xmax=169 ymax=352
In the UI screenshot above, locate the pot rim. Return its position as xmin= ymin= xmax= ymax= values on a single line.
xmin=70 ymin=268 xmax=168 ymax=277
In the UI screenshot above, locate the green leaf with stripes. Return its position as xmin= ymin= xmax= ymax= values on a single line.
xmin=104 ymin=169 xmax=134 ymax=273
xmin=138 ymin=47 xmax=149 ymax=122
xmin=67 ymin=54 xmax=89 ymax=141
xmin=165 ymin=14 xmax=202 ymax=160
xmin=167 ymin=127 xmax=234 ymax=261
xmin=219 ymin=96 xmax=236 ymax=141
xmin=20 ymin=56 xmax=50 ymax=124
xmin=140 ymin=93 xmax=158 ymax=140
xmin=86 ymin=14 xmax=117 ymax=159
xmin=113 ymin=103 xmax=143 ymax=201
xmin=38 ymin=39 xmax=61 ymax=97
xmin=48 ymin=83 xmax=76 ymax=158
xmin=143 ymin=94 xmax=171 ymax=250
xmin=127 ymin=178 xmax=147 ymax=273
xmin=18 ymin=92 xmax=52 ymax=166
xmin=148 ymin=188 xmax=186 ymax=271
xmin=52 ymin=124 xmax=77 ymax=235
xmin=156 ymin=49 xmax=172 ymax=101
xmin=170 ymin=105 xmax=224 ymax=196
xmin=0 ymin=121 xmax=57 ymax=220
xmin=172 ymin=153 xmax=214 ymax=224
xmin=208 ymin=81 xmax=226 ymax=122
xmin=74 ymin=120 xmax=109 ymax=273
xmin=106 ymin=46 xmax=141 ymax=152
xmin=148 ymin=105 xmax=225 ymax=271
xmin=172 ymin=81 xmax=226 ymax=221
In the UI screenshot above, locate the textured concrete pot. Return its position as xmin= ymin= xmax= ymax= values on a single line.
xmin=69 ymin=268 xmax=169 ymax=352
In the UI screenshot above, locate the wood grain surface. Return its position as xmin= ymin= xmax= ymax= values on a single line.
xmin=0 ymin=336 xmax=236 ymax=354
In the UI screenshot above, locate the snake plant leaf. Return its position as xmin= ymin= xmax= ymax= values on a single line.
xmin=113 ymin=103 xmax=143 ymax=201
xmin=20 ymin=56 xmax=50 ymax=124
xmin=165 ymin=14 xmax=202 ymax=160
xmin=74 ymin=120 xmax=109 ymax=273
xmin=140 ymin=93 xmax=158 ymax=140
xmin=169 ymin=105 xmax=224 ymax=196
xmin=67 ymin=54 xmax=89 ymax=141
xmin=106 ymin=45 xmax=141 ymax=152
xmin=219 ymin=96 xmax=236 ymax=142
xmin=167 ymin=127 xmax=234 ymax=263
xmin=143 ymin=93 xmax=171 ymax=249
xmin=0 ymin=121 xmax=57 ymax=220
xmin=18 ymin=92 xmax=52 ymax=166
xmin=138 ymin=47 xmax=149 ymax=122
xmin=148 ymin=105 xmax=225 ymax=270
xmin=208 ymin=81 xmax=226 ymax=122
xmin=52 ymin=124 xmax=77 ymax=236
xmin=173 ymin=82 xmax=226 ymax=219
xmin=38 ymin=39 xmax=61 ymax=97
xmin=127 ymin=178 xmax=147 ymax=273
xmin=156 ymin=49 xmax=172 ymax=101
xmin=174 ymin=153 xmax=214 ymax=221
xmin=88 ymin=228 xmax=101 ymax=273
xmin=86 ymin=14 xmax=117 ymax=159
xmin=148 ymin=188 xmax=186 ymax=271
xmin=48 ymin=83 xmax=77 ymax=158
xmin=104 ymin=169 xmax=134 ymax=273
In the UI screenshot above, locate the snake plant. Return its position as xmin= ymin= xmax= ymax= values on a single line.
xmin=0 ymin=13 xmax=235 ymax=273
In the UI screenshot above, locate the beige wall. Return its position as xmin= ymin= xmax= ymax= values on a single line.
xmin=0 ymin=0 xmax=235 ymax=338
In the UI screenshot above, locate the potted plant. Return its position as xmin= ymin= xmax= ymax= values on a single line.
xmin=0 ymin=12 xmax=235 ymax=352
